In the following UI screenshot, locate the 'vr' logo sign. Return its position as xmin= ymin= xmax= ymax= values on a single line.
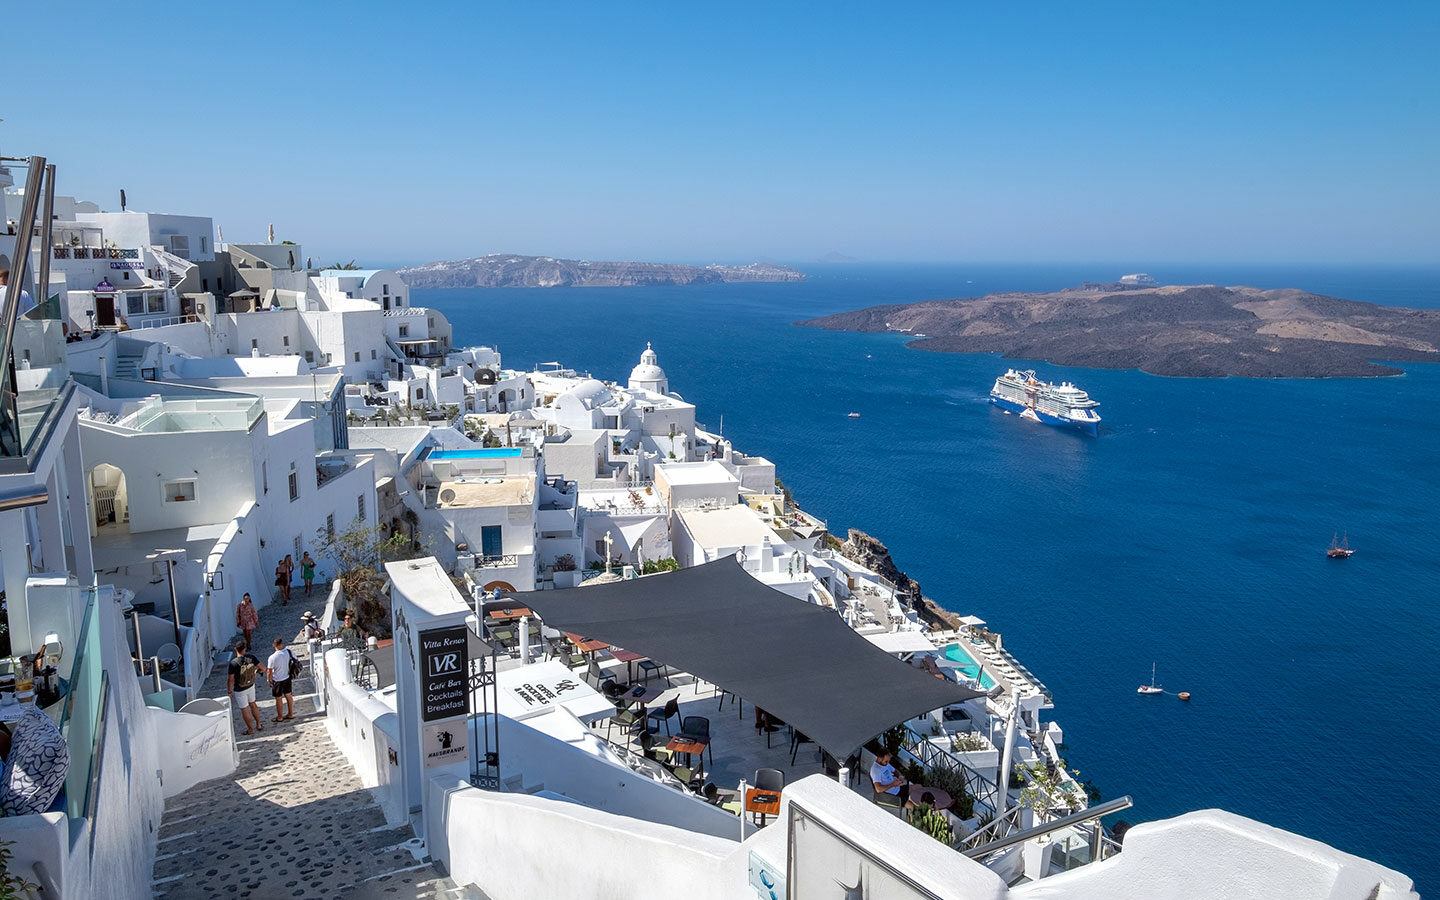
xmin=429 ymin=652 xmax=459 ymax=676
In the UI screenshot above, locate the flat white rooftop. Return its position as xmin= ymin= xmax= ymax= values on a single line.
xmin=675 ymin=504 xmax=783 ymax=550
xmin=656 ymin=460 xmax=738 ymax=487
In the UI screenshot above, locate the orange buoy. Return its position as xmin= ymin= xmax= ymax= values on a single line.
xmin=1178 ymin=691 xmax=1191 ymax=701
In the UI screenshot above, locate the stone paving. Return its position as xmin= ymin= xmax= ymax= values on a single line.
xmin=150 ymin=589 xmax=470 ymax=899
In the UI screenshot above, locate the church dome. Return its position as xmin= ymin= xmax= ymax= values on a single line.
xmin=628 ymin=342 xmax=668 ymax=391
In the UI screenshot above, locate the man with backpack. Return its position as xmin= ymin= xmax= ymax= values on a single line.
xmin=227 ymin=641 xmax=265 ymax=735
xmin=267 ymin=637 xmax=300 ymax=723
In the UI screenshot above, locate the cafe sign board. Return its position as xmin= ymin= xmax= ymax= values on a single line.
xmin=419 ymin=625 xmax=469 ymax=723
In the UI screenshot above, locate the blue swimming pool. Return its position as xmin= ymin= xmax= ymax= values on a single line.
xmin=941 ymin=643 xmax=997 ymax=690
xmin=430 ymin=448 xmax=523 ymax=459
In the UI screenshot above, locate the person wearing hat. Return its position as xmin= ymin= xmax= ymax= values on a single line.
xmin=300 ymin=611 xmax=324 ymax=642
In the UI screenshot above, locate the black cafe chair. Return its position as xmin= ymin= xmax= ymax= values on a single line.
xmin=678 ymin=715 xmax=712 ymax=766
xmin=646 ymin=698 xmax=680 ymax=737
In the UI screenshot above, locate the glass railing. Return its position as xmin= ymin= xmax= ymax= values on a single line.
xmin=58 ymin=586 xmax=105 ymax=823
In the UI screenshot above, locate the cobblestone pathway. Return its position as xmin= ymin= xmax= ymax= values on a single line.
xmin=150 ymin=591 xmax=468 ymax=899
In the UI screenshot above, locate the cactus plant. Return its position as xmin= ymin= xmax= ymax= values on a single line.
xmin=908 ymin=802 xmax=955 ymax=846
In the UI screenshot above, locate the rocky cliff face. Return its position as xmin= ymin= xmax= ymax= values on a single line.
xmin=397 ymin=254 xmax=805 ymax=289
xmin=840 ymin=529 xmax=959 ymax=630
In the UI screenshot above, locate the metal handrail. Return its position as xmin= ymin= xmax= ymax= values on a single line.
xmin=1 ymin=156 xmax=47 ymax=458
xmin=961 ymin=795 xmax=1133 ymax=859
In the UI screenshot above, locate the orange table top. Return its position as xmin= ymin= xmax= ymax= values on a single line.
xmin=487 ymin=607 xmax=532 ymax=621
xmin=564 ymin=632 xmax=609 ymax=653
xmin=666 ymin=737 xmax=707 ymax=756
xmin=745 ymin=787 xmax=782 ymax=817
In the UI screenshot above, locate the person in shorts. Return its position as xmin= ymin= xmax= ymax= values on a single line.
xmin=266 ymin=637 xmax=297 ymax=722
xmin=227 ymin=641 xmax=264 ymax=735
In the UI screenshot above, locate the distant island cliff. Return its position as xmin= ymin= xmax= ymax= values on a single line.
xmin=397 ymin=254 xmax=805 ymax=289
xmin=801 ymin=283 xmax=1440 ymax=377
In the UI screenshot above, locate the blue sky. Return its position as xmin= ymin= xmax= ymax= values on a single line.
xmin=6 ymin=2 xmax=1438 ymax=265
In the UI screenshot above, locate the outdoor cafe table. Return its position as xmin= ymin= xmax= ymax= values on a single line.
xmin=565 ymin=632 xmax=609 ymax=654
xmin=666 ymin=736 xmax=708 ymax=775
xmin=609 ymin=647 xmax=644 ymax=681
xmin=744 ymin=786 xmax=783 ymax=824
xmin=908 ymin=784 xmax=952 ymax=811
xmin=487 ymin=606 xmax=532 ymax=622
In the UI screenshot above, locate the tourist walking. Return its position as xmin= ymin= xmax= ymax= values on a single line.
xmin=300 ymin=551 xmax=317 ymax=597
xmin=227 ymin=641 xmax=265 ymax=735
xmin=235 ymin=592 xmax=259 ymax=649
xmin=275 ymin=559 xmax=289 ymax=605
xmin=266 ymin=637 xmax=297 ymax=723
xmin=283 ymin=554 xmax=295 ymax=601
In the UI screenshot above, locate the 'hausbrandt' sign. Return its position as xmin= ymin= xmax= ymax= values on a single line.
xmin=420 ymin=625 xmax=469 ymax=722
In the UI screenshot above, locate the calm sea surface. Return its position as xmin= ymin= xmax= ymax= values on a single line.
xmin=418 ymin=264 xmax=1440 ymax=889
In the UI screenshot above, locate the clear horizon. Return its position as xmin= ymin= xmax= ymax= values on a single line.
xmin=6 ymin=2 xmax=1438 ymax=267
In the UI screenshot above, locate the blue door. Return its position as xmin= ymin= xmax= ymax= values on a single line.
xmin=480 ymin=525 xmax=503 ymax=560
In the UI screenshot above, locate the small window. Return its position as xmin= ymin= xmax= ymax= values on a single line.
xmin=326 ymin=514 xmax=335 ymax=540
xmin=202 ymin=278 xmax=209 ymax=291
xmin=357 ymin=494 xmax=366 ymax=521
xmin=200 ymin=236 xmax=208 ymax=253
xmin=127 ymin=294 xmax=144 ymax=314
xmin=324 ymin=353 xmax=333 ymax=363
xmin=305 ymin=350 xmax=314 ymax=363
xmin=353 ymin=351 xmax=360 ymax=362
xmin=398 ymin=324 xmax=409 ymax=337
xmin=148 ymin=294 xmax=165 ymax=313
xmin=395 ymin=295 xmax=404 ymax=307
xmin=382 ymin=283 xmax=389 ymax=295
xmin=283 ymin=335 xmax=290 ymax=347
xmin=288 ymin=471 xmax=299 ymax=501
xmin=370 ymin=349 xmax=376 ymax=360
xmin=415 ymin=388 xmax=424 ymax=400
xmin=251 ymin=339 xmax=259 ymax=350
xmin=428 ymin=317 xmax=435 ymax=329
xmin=163 ymin=479 xmax=197 ymax=503
xmin=123 ymin=271 xmax=132 ymax=281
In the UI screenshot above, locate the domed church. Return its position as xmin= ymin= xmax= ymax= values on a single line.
xmin=627 ymin=342 xmax=668 ymax=394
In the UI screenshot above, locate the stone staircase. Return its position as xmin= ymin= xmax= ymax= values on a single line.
xmin=114 ymin=353 xmax=143 ymax=379
xmin=150 ymin=596 xmax=477 ymax=899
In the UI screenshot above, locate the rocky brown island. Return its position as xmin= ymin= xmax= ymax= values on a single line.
xmin=802 ymin=283 xmax=1440 ymax=377
xmin=398 ymin=254 xmax=804 ymax=289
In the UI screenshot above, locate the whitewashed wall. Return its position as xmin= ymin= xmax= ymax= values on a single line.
xmin=426 ymin=777 xmax=744 ymax=900
xmin=321 ymin=648 xmax=407 ymax=824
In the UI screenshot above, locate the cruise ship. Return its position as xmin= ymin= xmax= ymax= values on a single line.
xmin=990 ymin=369 xmax=1102 ymax=435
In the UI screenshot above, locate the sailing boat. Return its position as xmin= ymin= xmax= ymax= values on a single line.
xmin=1327 ymin=532 xmax=1355 ymax=559
xmin=1138 ymin=663 xmax=1163 ymax=695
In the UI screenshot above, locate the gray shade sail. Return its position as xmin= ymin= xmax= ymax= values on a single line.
xmin=510 ymin=556 xmax=982 ymax=757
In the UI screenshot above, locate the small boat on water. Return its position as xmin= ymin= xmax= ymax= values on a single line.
xmin=1138 ymin=663 xmax=1163 ymax=695
xmin=847 ymin=412 xmax=861 ymax=419
xmin=1327 ymin=533 xmax=1355 ymax=559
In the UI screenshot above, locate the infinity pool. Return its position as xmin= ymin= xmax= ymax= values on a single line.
xmin=941 ymin=642 xmax=997 ymax=690
xmin=430 ymin=448 xmax=523 ymax=459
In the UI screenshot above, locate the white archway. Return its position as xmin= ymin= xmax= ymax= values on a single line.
xmin=88 ymin=463 xmax=129 ymax=538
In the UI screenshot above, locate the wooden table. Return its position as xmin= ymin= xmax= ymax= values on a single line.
xmin=610 ymin=648 xmax=643 ymax=681
xmin=908 ymin=784 xmax=952 ymax=811
xmin=565 ymin=632 xmax=610 ymax=654
xmin=744 ymin=787 xmax=783 ymax=823
xmin=666 ymin=736 xmax=708 ymax=775
xmin=487 ymin=607 xmax=532 ymax=622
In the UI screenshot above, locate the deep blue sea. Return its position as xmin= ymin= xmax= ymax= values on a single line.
xmin=418 ymin=263 xmax=1440 ymax=890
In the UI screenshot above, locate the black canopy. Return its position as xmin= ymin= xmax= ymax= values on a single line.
xmin=512 ymin=556 xmax=983 ymax=757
